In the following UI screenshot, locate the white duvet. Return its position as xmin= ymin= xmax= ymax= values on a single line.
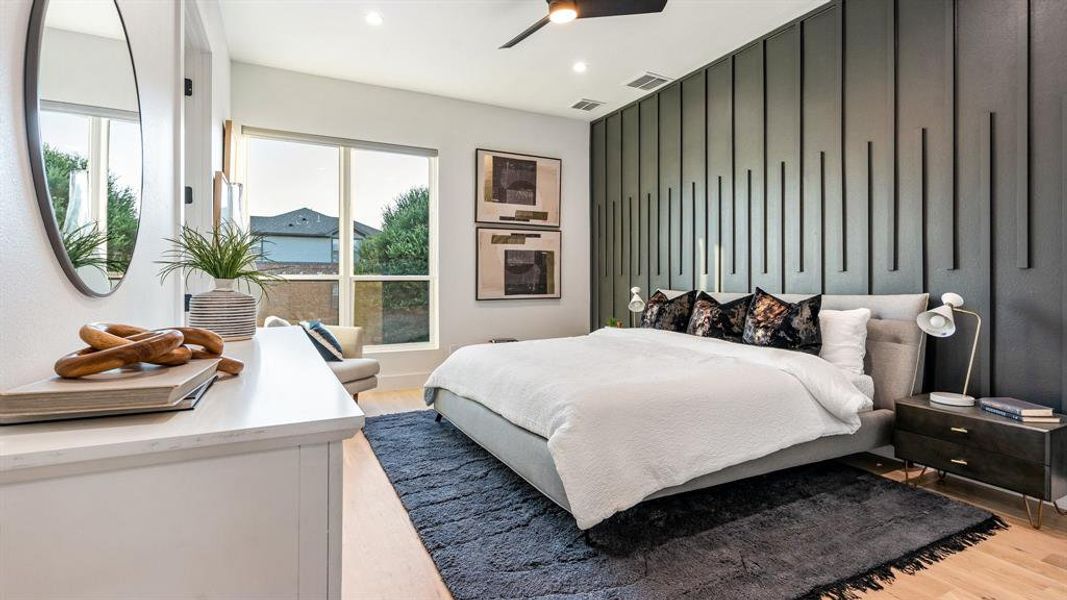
xmin=425 ymin=327 xmax=873 ymax=529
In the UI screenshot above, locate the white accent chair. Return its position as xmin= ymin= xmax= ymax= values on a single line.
xmin=263 ymin=316 xmax=380 ymax=399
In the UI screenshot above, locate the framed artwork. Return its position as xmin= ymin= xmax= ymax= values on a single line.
xmin=213 ymin=170 xmax=245 ymax=227
xmin=475 ymin=149 xmax=561 ymax=227
xmin=476 ymin=228 xmax=561 ymax=300
xmin=222 ymin=119 xmax=237 ymax=180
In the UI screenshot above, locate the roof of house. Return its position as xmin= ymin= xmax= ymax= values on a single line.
xmin=250 ymin=207 xmax=381 ymax=239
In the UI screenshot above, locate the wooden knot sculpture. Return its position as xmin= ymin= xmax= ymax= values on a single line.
xmin=54 ymin=323 xmax=245 ymax=379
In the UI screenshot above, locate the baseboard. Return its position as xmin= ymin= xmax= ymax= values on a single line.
xmin=376 ymin=371 xmax=430 ymax=391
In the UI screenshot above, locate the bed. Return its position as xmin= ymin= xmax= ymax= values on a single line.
xmin=426 ymin=292 xmax=928 ymax=529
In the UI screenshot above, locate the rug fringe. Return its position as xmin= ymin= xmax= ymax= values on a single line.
xmin=798 ymin=515 xmax=1008 ymax=600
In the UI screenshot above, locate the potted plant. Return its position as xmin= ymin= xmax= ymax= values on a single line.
xmin=158 ymin=224 xmax=280 ymax=341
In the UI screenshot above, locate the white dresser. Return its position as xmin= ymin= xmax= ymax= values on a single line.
xmin=0 ymin=327 xmax=364 ymax=599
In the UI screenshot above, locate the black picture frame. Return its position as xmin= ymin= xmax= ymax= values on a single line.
xmin=474 ymin=148 xmax=562 ymax=228
xmin=475 ymin=227 xmax=562 ymax=301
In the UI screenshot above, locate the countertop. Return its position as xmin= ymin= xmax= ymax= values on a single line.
xmin=0 ymin=327 xmax=365 ymax=474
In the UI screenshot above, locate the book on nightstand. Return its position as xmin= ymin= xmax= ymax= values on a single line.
xmin=978 ymin=397 xmax=1060 ymax=423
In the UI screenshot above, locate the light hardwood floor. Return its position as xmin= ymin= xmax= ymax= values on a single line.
xmin=342 ymin=389 xmax=1067 ymax=600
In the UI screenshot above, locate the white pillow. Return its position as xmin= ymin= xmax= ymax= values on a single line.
xmin=819 ymin=308 xmax=871 ymax=375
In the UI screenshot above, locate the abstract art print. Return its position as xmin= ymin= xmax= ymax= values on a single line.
xmin=475 ymin=149 xmax=561 ymax=227
xmin=476 ymin=228 xmax=561 ymax=300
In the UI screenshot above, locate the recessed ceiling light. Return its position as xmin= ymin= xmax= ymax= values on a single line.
xmin=365 ymin=11 xmax=383 ymax=26
xmin=572 ymin=61 xmax=588 ymax=74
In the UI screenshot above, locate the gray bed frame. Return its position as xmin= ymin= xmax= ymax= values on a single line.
xmin=429 ymin=292 xmax=929 ymax=514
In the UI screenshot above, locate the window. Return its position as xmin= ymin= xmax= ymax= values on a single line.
xmin=38 ymin=103 xmax=142 ymax=278
xmin=245 ymin=129 xmax=436 ymax=350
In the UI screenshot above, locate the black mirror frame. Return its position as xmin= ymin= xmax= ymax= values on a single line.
xmin=23 ymin=0 xmax=145 ymax=297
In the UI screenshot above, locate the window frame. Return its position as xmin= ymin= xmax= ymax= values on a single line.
xmin=242 ymin=126 xmax=439 ymax=353
xmin=39 ymin=100 xmax=141 ymax=269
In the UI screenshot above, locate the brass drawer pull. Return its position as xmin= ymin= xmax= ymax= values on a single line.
xmin=950 ymin=458 xmax=968 ymax=466
xmin=950 ymin=427 xmax=969 ymax=434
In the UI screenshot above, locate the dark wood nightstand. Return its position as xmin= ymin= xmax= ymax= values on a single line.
xmin=894 ymin=394 xmax=1067 ymax=528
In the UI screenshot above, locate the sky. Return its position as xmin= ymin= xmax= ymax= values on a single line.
xmin=245 ymin=136 xmax=429 ymax=230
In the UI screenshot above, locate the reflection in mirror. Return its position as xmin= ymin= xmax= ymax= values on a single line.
xmin=27 ymin=0 xmax=142 ymax=295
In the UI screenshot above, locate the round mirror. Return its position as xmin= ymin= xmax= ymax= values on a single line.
xmin=25 ymin=0 xmax=142 ymax=296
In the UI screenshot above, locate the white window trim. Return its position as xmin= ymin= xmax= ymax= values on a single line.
xmin=241 ymin=127 xmax=439 ymax=353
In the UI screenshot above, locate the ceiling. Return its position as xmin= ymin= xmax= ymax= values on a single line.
xmin=218 ymin=0 xmax=825 ymax=121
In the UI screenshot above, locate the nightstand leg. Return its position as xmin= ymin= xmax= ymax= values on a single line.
xmin=1023 ymin=496 xmax=1044 ymax=529
xmin=902 ymin=461 xmax=927 ymax=487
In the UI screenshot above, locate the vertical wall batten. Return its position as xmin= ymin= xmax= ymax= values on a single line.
xmin=1015 ymin=1 xmax=1030 ymax=269
xmin=981 ymin=111 xmax=995 ymax=388
xmin=1062 ymin=94 xmax=1067 ymax=413
xmin=920 ymin=126 xmax=928 ymax=292
xmin=887 ymin=0 xmax=899 ymax=272
xmin=949 ymin=0 xmax=959 ymax=270
xmin=591 ymin=120 xmax=605 ymax=328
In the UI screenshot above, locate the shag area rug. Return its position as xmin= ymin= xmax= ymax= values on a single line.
xmin=364 ymin=411 xmax=1004 ymax=600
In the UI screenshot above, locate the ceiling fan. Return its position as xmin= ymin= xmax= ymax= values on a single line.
xmin=500 ymin=0 xmax=669 ymax=49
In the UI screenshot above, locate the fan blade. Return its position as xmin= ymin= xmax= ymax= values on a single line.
xmin=499 ymin=15 xmax=551 ymax=49
xmin=576 ymin=0 xmax=668 ymax=19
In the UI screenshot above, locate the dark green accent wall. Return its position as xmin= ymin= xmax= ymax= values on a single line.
xmin=590 ymin=0 xmax=1067 ymax=410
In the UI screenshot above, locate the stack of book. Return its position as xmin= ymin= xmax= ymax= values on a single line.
xmin=978 ymin=397 xmax=1061 ymax=424
xmin=0 ymin=359 xmax=219 ymax=425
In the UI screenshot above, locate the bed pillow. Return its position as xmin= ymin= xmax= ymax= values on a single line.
xmin=640 ymin=290 xmax=696 ymax=332
xmin=686 ymin=292 xmax=752 ymax=342
xmin=300 ymin=320 xmax=344 ymax=362
xmin=819 ymin=308 xmax=872 ymax=375
xmin=742 ymin=288 xmax=823 ymax=355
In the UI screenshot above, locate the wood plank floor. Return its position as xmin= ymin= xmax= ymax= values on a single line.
xmin=342 ymin=389 xmax=1067 ymax=600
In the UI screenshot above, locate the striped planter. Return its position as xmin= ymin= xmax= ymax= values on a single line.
xmin=188 ymin=279 xmax=257 ymax=341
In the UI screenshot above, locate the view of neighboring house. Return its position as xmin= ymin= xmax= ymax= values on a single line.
xmin=250 ymin=207 xmax=380 ymax=274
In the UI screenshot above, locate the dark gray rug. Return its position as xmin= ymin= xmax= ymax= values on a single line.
xmin=364 ymin=411 xmax=1004 ymax=600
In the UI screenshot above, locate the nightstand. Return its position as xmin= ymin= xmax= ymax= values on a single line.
xmin=894 ymin=394 xmax=1067 ymax=528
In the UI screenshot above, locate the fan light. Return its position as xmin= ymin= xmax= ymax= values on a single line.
xmin=549 ymin=0 xmax=578 ymax=23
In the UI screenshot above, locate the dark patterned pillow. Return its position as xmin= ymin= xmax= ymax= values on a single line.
xmin=742 ymin=288 xmax=823 ymax=354
xmin=686 ymin=292 xmax=752 ymax=342
xmin=640 ymin=290 xmax=696 ymax=332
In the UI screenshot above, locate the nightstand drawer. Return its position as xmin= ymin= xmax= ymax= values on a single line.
xmin=895 ymin=430 xmax=1047 ymax=497
xmin=896 ymin=402 xmax=1047 ymax=463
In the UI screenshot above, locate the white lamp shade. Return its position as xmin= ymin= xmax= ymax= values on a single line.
xmin=628 ymin=287 xmax=645 ymax=313
xmin=916 ymin=305 xmax=956 ymax=337
xmin=940 ymin=292 xmax=964 ymax=308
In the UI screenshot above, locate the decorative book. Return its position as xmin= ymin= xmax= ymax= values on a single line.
xmin=981 ymin=405 xmax=1061 ymax=424
xmin=978 ymin=397 xmax=1054 ymax=417
xmin=0 ymin=359 xmax=219 ymax=424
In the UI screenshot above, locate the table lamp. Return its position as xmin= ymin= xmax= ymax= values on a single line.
xmin=916 ymin=292 xmax=982 ymax=407
xmin=628 ymin=287 xmax=645 ymax=328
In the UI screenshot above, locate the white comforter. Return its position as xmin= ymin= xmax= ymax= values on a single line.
xmin=425 ymin=327 xmax=873 ymax=529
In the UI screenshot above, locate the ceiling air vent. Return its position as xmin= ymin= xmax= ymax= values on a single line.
xmin=571 ymin=98 xmax=605 ymax=112
xmin=626 ymin=72 xmax=672 ymax=91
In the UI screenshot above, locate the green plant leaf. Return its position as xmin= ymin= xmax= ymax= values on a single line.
xmin=158 ymin=223 xmax=282 ymax=294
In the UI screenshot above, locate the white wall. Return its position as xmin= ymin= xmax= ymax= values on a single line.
xmin=183 ymin=0 xmax=232 ymax=299
xmin=196 ymin=0 xmax=231 ymax=180
xmin=0 ymin=0 xmax=182 ymax=389
xmin=40 ymin=28 xmax=138 ymax=112
xmin=231 ymin=63 xmax=590 ymax=388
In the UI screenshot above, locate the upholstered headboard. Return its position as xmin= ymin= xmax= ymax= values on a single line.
xmin=660 ymin=290 xmax=928 ymax=410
